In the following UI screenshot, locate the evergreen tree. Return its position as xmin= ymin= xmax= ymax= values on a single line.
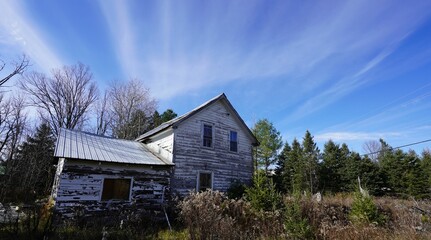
xmin=2 ymin=123 xmax=56 ymax=202
xmin=274 ymin=142 xmax=292 ymax=193
xmin=152 ymin=111 xmax=163 ymax=128
xmin=251 ymin=119 xmax=282 ymax=173
xmin=380 ymin=149 xmax=405 ymax=195
xmin=404 ymin=150 xmax=428 ymax=198
xmin=289 ymin=139 xmax=305 ymax=194
xmin=421 ymin=149 xmax=431 ymax=194
xmin=161 ymin=109 xmax=177 ymax=122
xmin=377 ymin=139 xmax=392 ymax=164
xmin=302 ymin=130 xmax=320 ymax=194
xmin=342 ymin=151 xmax=362 ymax=192
xmin=337 ymin=143 xmax=351 ymax=191
xmin=146 ymin=109 xmax=177 ymax=132
xmin=320 ymin=140 xmax=343 ymax=193
xmin=358 ymin=155 xmax=385 ymax=196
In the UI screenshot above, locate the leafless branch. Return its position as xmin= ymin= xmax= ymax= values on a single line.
xmin=20 ymin=62 xmax=98 ymax=135
xmin=0 ymin=55 xmax=30 ymax=87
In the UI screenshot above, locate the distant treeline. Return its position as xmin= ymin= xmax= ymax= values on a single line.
xmin=268 ymin=129 xmax=430 ymax=198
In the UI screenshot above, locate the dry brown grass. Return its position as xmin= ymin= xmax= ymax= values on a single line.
xmin=303 ymin=194 xmax=431 ymax=239
xmin=175 ymin=192 xmax=431 ymax=239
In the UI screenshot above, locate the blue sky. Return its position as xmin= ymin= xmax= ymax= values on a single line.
xmin=1 ymin=0 xmax=431 ymax=154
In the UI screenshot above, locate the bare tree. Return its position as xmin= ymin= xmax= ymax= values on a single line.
xmin=20 ymin=62 xmax=98 ymax=135
xmin=0 ymin=96 xmax=27 ymax=158
xmin=362 ymin=140 xmax=381 ymax=162
xmin=109 ymin=79 xmax=157 ymax=139
xmin=95 ymin=89 xmax=112 ymax=136
xmin=0 ymin=55 xmax=30 ymax=87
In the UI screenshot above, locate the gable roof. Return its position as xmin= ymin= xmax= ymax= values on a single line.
xmin=55 ymin=128 xmax=172 ymax=165
xmin=136 ymin=93 xmax=259 ymax=146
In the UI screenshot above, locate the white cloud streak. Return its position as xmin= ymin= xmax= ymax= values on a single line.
xmin=0 ymin=0 xmax=63 ymax=73
xmin=315 ymin=131 xmax=403 ymax=142
xmin=98 ymin=0 xmax=139 ymax=79
xmin=96 ymin=0 xmax=431 ymax=106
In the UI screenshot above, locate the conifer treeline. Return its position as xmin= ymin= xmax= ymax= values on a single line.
xmin=273 ymin=131 xmax=431 ymax=198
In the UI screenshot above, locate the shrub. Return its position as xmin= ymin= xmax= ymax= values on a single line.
xmin=284 ymin=196 xmax=313 ymax=239
xmin=245 ymin=171 xmax=282 ymax=211
xmin=227 ymin=179 xmax=247 ymax=199
xmin=349 ymin=191 xmax=387 ymax=226
xmin=178 ymin=190 xmax=284 ymax=239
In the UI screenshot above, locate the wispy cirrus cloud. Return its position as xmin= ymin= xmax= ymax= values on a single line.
xmin=321 ymin=83 xmax=431 ymax=133
xmin=315 ymin=131 xmax=403 ymax=142
xmin=97 ymin=0 xmax=431 ymax=105
xmin=313 ymin=83 xmax=431 ymax=152
xmin=0 ymin=1 xmax=63 ymax=73
xmin=97 ymin=0 xmax=141 ymax=80
xmin=285 ymin=41 xmax=402 ymax=123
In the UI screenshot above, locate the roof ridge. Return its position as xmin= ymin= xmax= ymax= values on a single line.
xmin=60 ymin=128 xmax=142 ymax=143
xmin=135 ymin=93 xmax=226 ymax=141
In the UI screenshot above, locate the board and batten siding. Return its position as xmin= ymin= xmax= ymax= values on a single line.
xmin=53 ymin=159 xmax=170 ymax=219
xmin=172 ymin=100 xmax=254 ymax=196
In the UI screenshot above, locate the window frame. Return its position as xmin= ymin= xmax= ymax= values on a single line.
xmin=196 ymin=171 xmax=213 ymax=191
xmin=100 ymin=177 xmax=133 ymax=202
xmin=201 ymin=122 xmax=214 ymax=148
xmin=229 ymin=130 xmax=238 ymax=152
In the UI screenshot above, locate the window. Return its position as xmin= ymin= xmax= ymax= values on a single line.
xmin=101 ymin=178 xmax=131 ymax=201
xmin=230 ymin=131 xmax=238 ymax=152
xmin=197 ymin=172 xmax=212 ymax=191
xmin=203 ymin=124 xmax=213 ymax=147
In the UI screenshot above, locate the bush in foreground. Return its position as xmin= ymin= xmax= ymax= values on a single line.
xmin=179 ymin=190 xmax=284 ymax=239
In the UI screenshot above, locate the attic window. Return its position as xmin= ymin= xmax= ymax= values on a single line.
xmin=203 ymin=124 xmax=213 ymax=147
xmin=101 ymin=178 xmax=132 ymax=201
xmin=230 ymin=131 xmax=238 ymax=152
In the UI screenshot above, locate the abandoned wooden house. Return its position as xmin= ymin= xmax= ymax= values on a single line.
xmin=51 ymin=93 xmax=258 ymax=218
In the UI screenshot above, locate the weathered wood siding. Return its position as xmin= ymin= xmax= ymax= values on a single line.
xmin=172 ymin=100 xmax=254 ymax=195
xmin=54 ymin=159 xmax=170 ymax=219
xmin=51 ymin=157 xmax=65 ymax=199
xmin=145 ymin=129 xmax=174 ymax=163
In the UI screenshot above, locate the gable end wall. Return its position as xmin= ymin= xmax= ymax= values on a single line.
xmin=171 ymin=100 xmax=254 ymax=196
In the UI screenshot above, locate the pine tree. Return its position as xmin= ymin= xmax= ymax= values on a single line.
xmin=320 ymin=140 xmax=342 ymax=193
xmin=160 ymin=109 xmax=177 ymax=122
xmin=338 ymin=144 xmax=352 ymax=192
xmin=358 ymin=155 xmax=385 ymax=196
xmin=289 ymin=139 xmax=305 ymax=194
xmin=404 ymin=150 xmax=428 ymax=198
xmin=151 ymin=111 xmax=162 ymax=128
xmin=4 ymin=123 xmax=56 ymax=202
xmin=274 ymin=142 xmax=292 ymax=193
xmin=252 ymin=119 xmax=282 ymax=173
xmin=380 ymin=149 xmax=406 ymax=195
xmin=302 ymin=130 xmax=320 ymax=194
xmin=421 ymin=149 xmax=431 ymax=195
xmin=342 ymin=151 xmax=362 ymax=192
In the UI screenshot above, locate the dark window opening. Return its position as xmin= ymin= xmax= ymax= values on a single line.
xmin=101 ymin=178 xmax=131 ymax=201
xmin=198 ymin=172 xmax=212 ymax=191
xmin=203 ymin=124 xmax=213 ymax=147
xmin=230 ymin=131 xmax=238 ymax=152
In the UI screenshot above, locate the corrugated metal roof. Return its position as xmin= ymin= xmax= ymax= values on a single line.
xmin=54 ymin=128 xmax=172 ymax=165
